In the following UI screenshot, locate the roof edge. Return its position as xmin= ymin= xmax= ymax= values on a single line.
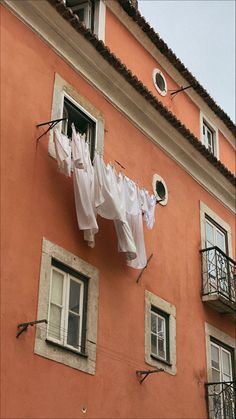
xmin=118 ymin=0 xmax=236 ymax=136
xmin=47 ymin=0 xmax=235 ymax=187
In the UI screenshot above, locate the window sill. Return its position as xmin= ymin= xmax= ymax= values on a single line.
xmin=46 ymin=339 xmax=88 ymax=358
xmin=151 ymin=354 xmax=172 ymax=367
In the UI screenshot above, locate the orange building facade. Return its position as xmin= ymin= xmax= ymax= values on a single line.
xmin=1 ymin=1 xmax=235 ymax=419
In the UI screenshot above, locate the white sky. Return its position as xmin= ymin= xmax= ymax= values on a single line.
xmin=138 ymin=0 xmax=236 ymax=122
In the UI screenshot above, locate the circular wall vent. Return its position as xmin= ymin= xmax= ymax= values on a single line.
xmin=153 ymin=69 xmax=167 ymax=96
xmin=152 ymin=174 xmax=168 ymax=206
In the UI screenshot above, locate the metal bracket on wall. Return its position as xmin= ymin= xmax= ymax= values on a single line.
xmin=136 ymin=368 xmax=164 ymax=384
xmin=36 ymin=118 xmax=67 ymax=141
xmin=16 ymin=319 xmax=48 ymax=338
xmin=136 ymin=253 xmax=153 ymax=283
xmin=170 ymin=85 xmax=192 ymax=99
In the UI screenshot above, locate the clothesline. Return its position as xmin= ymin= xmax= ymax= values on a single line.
xmin=53 ymin=125 xmax=156 ymax=270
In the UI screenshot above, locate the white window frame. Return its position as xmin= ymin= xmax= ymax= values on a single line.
xmin=47 ymin=265 xmax=86 ymax=353
xmin=70 ymin=1 xmax=92 ymax=29
xmin=35 ymin=238 xmax=99 ymax=375
xmin=150 ymin=307 xmax=168 ymax=362
xmin=64 ymin=0 xmax=106 ymax=41
xmin=49 ymin=74 xmax=104 ymax=159
xmin=152 ymin=68 xmax=167 ymax=97
xmin=152 ymin=173 xmax=168 ymax=206
xmin=200 ymin=112 xmax=219 ymax=159
xmin=205 ymin=323 xmax=236 ymax=383
xmin=199 ymin=202 xmax=232 ymax=258
xmin=210 ymin=340 xmax=233 ymax=383
xmin=145 ymin=291 xmax=176 ymax=375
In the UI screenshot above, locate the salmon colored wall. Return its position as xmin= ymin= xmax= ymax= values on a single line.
xmin=1 ymin=6 xmax=235 ymax=419
xmin=218 ymin=131 xmax=236 ymax=175
xmin=105 ymin=8 xmax=235 ymax=174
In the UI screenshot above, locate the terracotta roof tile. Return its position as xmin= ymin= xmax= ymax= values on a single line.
xmin=118 ymin=0 xmax=235 ymax=136
xmin=47 ymin=0 xmax=235 ymax=187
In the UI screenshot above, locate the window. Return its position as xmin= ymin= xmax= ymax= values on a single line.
xmin=47 ymin=259 xmax=88 ymax=354
xmin=62 ymin=95 xmax=96 ymax=159
xmin=145 ymin=291 xmax=176 ymax=375
xmin=66 ymin=1 xmax=93 ymax=30
xmin=64 ymin=1 xmax=106 ymax=40
xmin=49 ymin=74 xmax=104 ymax=161
xmin=205 ymin=323 xmax=236 ymax=419
xmin=200 ymin=114 xmax=219 ymax=158
xmin=152 ymin=174 xmax=168 ymax=206
xmin=35 ymin=238 xmax=99 ymax=375
xmin=210 ymin=339 xmax=234 ymax=383
xmin=150 ymin=306 xmax=170 ymax=363
xmin=152 ymin=69 xmax=167 ymax=96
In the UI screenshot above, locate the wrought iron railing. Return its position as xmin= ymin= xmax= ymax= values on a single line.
xmin=200 ymin=247 xmax=236 ymax=303
xmin=206 ymin=381 xmax=236 ymax=419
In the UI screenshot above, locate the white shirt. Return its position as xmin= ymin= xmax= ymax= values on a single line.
xmin=53 ymin=129 xmax=72 ymax=177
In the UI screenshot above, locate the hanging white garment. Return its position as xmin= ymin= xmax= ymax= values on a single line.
xmin=71 ymin=124 xmax=85 ymax=170
xmin=124 ymin=177 xmax=147 ymax=269
xmin=72 ymin=126 xmax=98 ymax=247
xmin=94 ymin=153 xmax=137 ymax=260
xmin=139 ymin=188 xmax=156 ymax=230
xmin=53 ymin=129 xmax=72 ymax=177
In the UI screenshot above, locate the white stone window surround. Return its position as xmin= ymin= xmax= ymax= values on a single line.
xmin=34 ymin=238 xmax=99 ymax=375
xmin=200 ymin=112 xmax=219 ymax=159
xmin=205 ymin=322 xmax=236 ymax=382
xmin=152 ymin=68 xmax=167 ymax=97
xmin=145 ymin=290 xmax=176 ymax=375
xmin=199 ymin=201 xmax=233 ymax=258
xmin=49 ymin=73 xmax=104 ymax=159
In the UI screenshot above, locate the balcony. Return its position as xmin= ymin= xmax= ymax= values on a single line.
xmin=200 ymin=247 xmax=236 ymax=315
xmin=205 ymin=381 xmax=236 ymax=419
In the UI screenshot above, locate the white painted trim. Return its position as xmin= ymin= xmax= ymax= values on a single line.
xmin=2 ymin=0 xmax=235 ymax=213
xmin=145 ymin=291 xmax=176 ymax=375
xmin=152 ymin=174 xmax=168 ymax=206
xmin=152 ymin=68 xmax=167 ymax=96
xmin=199 ymin=201 xmax=233 ymax=258
xmin=35 ymin=238 xmax=99 ymax=375
xmin=105 ymin=0 xmax=235 ymax=149
xmin=200 ymin=112 xmax=219 ymax=159
xmin=94 ymin=0 xmax=106 ymax=41
xmin=205 ymin=322 xmax=236 ymax=382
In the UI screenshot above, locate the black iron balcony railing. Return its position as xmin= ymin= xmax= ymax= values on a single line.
xmin=206 ymin=381 xmax=236 ymax=419
xmin=200 ymin=247 xmax=236 ymax=304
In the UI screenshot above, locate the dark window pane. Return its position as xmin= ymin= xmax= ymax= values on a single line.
xmin=155 ymin=73 xmax=165 ymax=91
xmin=67 ymin=313 xmax=80 ymax=348
xmin=151 ymin=333 xmax=157 ymax=355
xmin=69 ymin=279 xmax=81 ymax=313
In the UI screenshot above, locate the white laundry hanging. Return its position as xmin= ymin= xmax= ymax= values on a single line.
xmin=94 ymin=153 xmax=137 ymax=260
xmin=53 ymin=127 xmax=157 ymax=269
xmin=71 ymin=125 xmax=98 ymax=247
xmin=53 ymin=129 xmax=72 ymax=177
xmin=139 ymin=188 xmax=156 ymax=230
xmin=123 ymin=177 xmax=147 ymax=269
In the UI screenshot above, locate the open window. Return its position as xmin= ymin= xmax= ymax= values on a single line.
xmin=65 ymin=1 xmax=106 ymax=40
xmin=62 ymin=95 xmax=96 ymax=159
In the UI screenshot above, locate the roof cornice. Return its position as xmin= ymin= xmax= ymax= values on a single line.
xmin=46 ymin=0 xmax=235 ymax=187
xmin=118 ymin=0 xmax=236 ymax=137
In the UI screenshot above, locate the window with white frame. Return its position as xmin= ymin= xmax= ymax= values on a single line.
xmin=62 ymin=94 xmax=97 ymax=160
xmin=205 ymin=323 xmax=236 ymax=419
xmin=145 ymin=291 xmax=176 ymax=375
xmin=47 ymin=259 xmax=88 ymax=354
xmin=49 ymin=74 xmax=104 ymax=161
xmin=210 ymin=339 xmax=234 ymax=383
xmin=35 ymin=238 xmax=99 ymax=375
xmin=200 ymin=115 xmax=219 ymax=158
xmin=64 ymin=1 xmax=106 ymax=40
xmin=150 ymin=306 xmax=170 ymax=362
